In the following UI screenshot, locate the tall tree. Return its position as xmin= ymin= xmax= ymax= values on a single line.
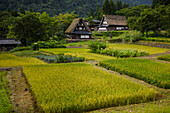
xmin=102 ymin=0 xmax=110 ymax=14
xmin=88 ymin=9 xmax=94 ymax=17
xmin=8 ymin=12 xmax=45 ymax=46
xmin=109 ymin=0 xmax=116 ymax=15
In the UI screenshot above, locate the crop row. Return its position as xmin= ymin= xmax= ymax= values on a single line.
xmin=157 ymin=55 xmax=170 ymax=62
xmin=99 ymin=58 xmax=170 ymax=89
xmin=36 ymin=55 xmax=85 ymax=63
xmin=23 ymin=63 xmax=157 ymax=113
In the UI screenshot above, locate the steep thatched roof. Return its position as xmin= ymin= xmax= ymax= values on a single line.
xmin=65 ymin=18 xmax=91 ymax=33
xmin=100 ymin=15 xmax=127 ymax=26
xmin=0 ymin=38 xmax=21 ymax=45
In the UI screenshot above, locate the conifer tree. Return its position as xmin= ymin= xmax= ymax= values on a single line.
xmin=109 ymin=0 xmax=116 ymax=15
xmin=102 ymin=0 xmax=110 ymax=14
xmin=88 ymin=9 xmax=94 ymax=17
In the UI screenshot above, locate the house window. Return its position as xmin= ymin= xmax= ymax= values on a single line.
xmin=79 ymin=27 xmax=82 ymax=30
xmin=98 ymin=28 xmax=107 ymax=31
xmin=81 ymin=35 xmax=90 ymax=38
xmin=103 ymin=21 xmax=107 ymax=25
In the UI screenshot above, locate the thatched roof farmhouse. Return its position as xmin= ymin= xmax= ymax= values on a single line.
xmin=98 ymin=15 xmax=129 ymax=31
xmin=65 ymin=18 xmax=92 ymax=40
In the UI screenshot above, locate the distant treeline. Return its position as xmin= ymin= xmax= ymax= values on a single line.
xmin=0 ymin=0 xmax=153 ymax=17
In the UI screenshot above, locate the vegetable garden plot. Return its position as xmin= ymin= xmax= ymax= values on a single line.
xmin=24 ymin=63 xmax=157 ymax=112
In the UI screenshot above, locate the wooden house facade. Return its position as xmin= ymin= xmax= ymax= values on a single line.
xmin=65 ymin=18 xmax=92 ymax=40
xmin=98 ymin=15 xmax=129 ymax=31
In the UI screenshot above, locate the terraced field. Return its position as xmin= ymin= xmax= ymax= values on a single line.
xmin=108 ymin=44 xmax=169 ymax=54
xmin=99 ymin=58 xmax=170 ymax=88
xmin=0 ymin=54 xmax=46 ymax=67
xmin=24 ymin=63 xmax=157 ymax=112
xmin=40 ymin=48 xmax=116 ymax=61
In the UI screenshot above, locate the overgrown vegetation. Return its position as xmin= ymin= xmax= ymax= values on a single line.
xmin=36 ymin=55 xmax=85 ymax=63
xmin=32 ymin=39 xmax=66 ymax=50
xmin=99 ymin=48 xmax=149 ymax=58
xmin=88 ymin=40 xmax=106 ymax=53
xmin=9 ymin=46 xmax=32 ymax=53
xmin=23 ymin=63 xmax=157 ymax=112
xmin=13 ymin=50 xmax=44 ymax=57
xmin=157 ymin=55 xmax=170 ymax=62
xmin=109 ymin=30 xmax=143 ymax=43
xmin=0 ymin=71 xmax=12 ymax=113
xmin=99 ymin=58 xmax=170 ymax=89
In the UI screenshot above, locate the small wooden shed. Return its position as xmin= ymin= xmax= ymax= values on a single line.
xmin=0 ymin=38 xmax=21 ymax=51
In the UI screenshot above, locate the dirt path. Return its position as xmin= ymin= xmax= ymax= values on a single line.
xmin=6 ymin=67 xmax=37 ymax=113
xmin=137 ymin=50 xmax=170 ymax=64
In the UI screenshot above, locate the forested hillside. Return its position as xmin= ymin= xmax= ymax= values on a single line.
xmin=0 ymin=0 xmax=152 ymax=17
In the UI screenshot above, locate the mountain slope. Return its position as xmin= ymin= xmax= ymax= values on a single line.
xmin=0 ymin=0 xmax=153 ymax=17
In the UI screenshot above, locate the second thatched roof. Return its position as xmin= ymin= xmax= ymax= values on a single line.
xmin=100 ymin=15 xmax=127 ymax=26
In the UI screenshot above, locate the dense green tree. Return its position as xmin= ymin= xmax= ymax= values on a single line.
xmin=102 ymin=0 xmax=110 ymax=14
xmin=8 ymin=12 xmax=45 ymax=46
xmin=88 ymin=9 xmax=94 ymax=18
xmin=152 ymin=0 xmax=170 ymax=8
xmin=94 ymin=5 xmax=103 ymax=20
xmin=19 ymin=7 xmax=25 ymax=14
xmin=116 ymin=0 xmax=123 ymax=11
xmin=109 ymin=0 xmax=116 ymax=15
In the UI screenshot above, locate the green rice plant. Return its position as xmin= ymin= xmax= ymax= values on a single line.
xmin=23 ymin=63 xmax=157 ymax=113
xmin=99 ymin=58 xmax=170 ymax=89
xmin=108 ymin=44 xmax=169 ymax=54
xmin=36 ymin=54 xmax=85 ymax=63
xmin=157 ymin=55 xmax=170 ymax=62
xmin=99 ymin=48 xmax=149 ymax=58
xmin=0 ymin=54 xmax=46 ymax=67
xmin=0 ymin=71 xmax=12 ymax=113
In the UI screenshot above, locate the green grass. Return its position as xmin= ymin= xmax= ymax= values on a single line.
xmin=40 ymin=48 xmax=116 ymax=61
xmin=13 ymin=50 xmax=44 ymax=57
xmin=157 ymin=55 xmax=170 ymax=62
xmin=108 ymin=44 xmax=169 ymax=54
xmin=99 ymin=58 xmax=170 ymax=88
xmin=0 ymin=54 xmax=46 ymax=67
xmin=24 ymin=63 xmax=157 ymax=113
xmin=144 ymin=37 xmax=170 ymax=43
xmin=64 ymin=41 xmax=90 ymax=47
xmin=0 ymin=71 xmax=12 ymax=113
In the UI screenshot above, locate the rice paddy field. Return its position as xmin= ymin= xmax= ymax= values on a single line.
xmin=99 ymin=58 xmax=170 ymax=88
xmin=40 ymin=48 xmax=116 ymax=61
xmin=0 ymin=54 xmax=46 ymax=67
xmin=23 ymin=63 xmax=157 ymax=112
xmin=108 ymin=44 xmax=169 ymax=54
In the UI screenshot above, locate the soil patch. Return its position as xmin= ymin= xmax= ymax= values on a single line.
xmin=6 ymin=67 xmax=37 ymax=113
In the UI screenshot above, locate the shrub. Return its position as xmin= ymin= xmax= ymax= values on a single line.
xmin=9 ymin=46 xmax=32 ymax=53
xmin=88 ymin=40 xmax=106 ymax=53
xmin=32 ymin=39 xmax=66 ymax=50
xmin=110 ymin=30 xmax=143 ymax=43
